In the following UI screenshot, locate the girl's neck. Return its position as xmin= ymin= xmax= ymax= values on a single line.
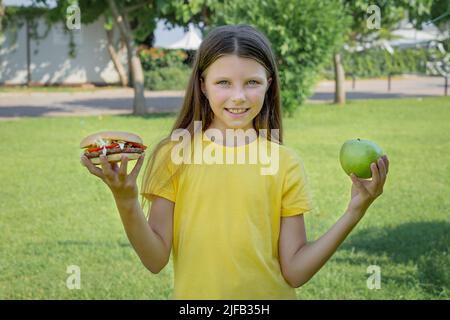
xmin=205 ymin=125 xmax=258 ymax=147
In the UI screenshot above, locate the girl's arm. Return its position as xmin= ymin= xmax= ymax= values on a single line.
xmin=279 ymin=211 xmax=361 ymax=288
xmin=279 ymin=155 xmax=389 ymax=288
xmin=115 ymin=195 xmax=174 ymax=274
xmin=81 ymin=153 xmax=174 ymax=274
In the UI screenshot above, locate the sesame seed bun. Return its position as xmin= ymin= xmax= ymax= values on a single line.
xmin=80 ymin=131 xmax=143 ymax=148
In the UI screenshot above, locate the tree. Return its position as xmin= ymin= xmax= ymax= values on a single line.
xmin=104 ymin=0 xmax=211 ymax=113
xmin=149 ymin=0 xmax=353 ymax=115
xmin=38 ymin=1 xmax=151 ymax=115
xmin=39 ymin=0 xmax=211 ymax=115
xmin=104 ymin=0 xmax=149 ymax=115
xmin=41 ymin=0 xmax=154 ymax=115
xmin=402 ymin=0 xmax=449 ymax=31
xmin=104 ymin=15 xmax=128 ymax=87
xmin=429 ymin=0 xmax=450 ymax=32
xmin=205 ymin=0 xmax=351 ymax=116
xmin=152 ymin=0 xmax=215 ymax=35
xmin=335 ymin=0 xmax=446 ymax=105
xmin=0 ymin=0 xmax=4 ymax=35
xmin=333 ymin=1 xmax=409 ymax=104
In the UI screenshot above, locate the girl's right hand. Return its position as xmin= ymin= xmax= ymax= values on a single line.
xmin=80 ymin=153 xmax=146 ymax=201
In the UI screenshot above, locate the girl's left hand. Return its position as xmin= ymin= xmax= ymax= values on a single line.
xmin=346 ymin=155 xmax=389 ymax=219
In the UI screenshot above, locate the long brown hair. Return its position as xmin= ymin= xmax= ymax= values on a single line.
xmin=140 ymin=24 xmax=284 ymax=214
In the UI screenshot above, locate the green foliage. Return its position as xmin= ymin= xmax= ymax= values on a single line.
xmin=41 ymin=0 xmax=106 ymax=25
xmin=429 ymin=0 xmax=450 ymax=29
xmin=44 ymin=0 xmax=158 ymax=41
xmin=208 ymin=0 xmax=351 ymax=116
xmin=399 ymin=0 xmax=449 ymax=31
xmin=3 ymin=6 xmax=47 ymax=33
xmin=320 ymin=48 xmax=429 ymax=79
xmin=342 ymin=0 xmax=447 ymax=44
xmin=144 ymin=65 xmax=191 ymax=90
xmin=130 ymin=7 xmax=158 ymax=42
xmin=339 ymin=0 xmax=446 ymax=81
xmin=3 ymin=6 xmax=52 ymax=55
xmin=140 ymin=46 xmax=191 ymax=91
xmin=0 ymin=0 xmax=3 ymax=31
xmin=343 ymin=0 xmax=407 ymax=43
xmin=139 ymin=47 xmax=188 ymax=70
xmin=155 ymin=0 xmax=214 ymax=29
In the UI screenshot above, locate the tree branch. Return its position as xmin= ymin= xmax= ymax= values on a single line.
xmin=125 ymin=0 xmax=153 ymax=14
xmin=106 ymin=0 xmax=131 ymax=40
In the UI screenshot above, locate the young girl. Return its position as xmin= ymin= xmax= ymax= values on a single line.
xmin=80 ymin=24 xmax=389 ymax=300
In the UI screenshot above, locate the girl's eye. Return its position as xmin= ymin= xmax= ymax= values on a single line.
xmin=217 ymin=80 xmax=259 ymax=85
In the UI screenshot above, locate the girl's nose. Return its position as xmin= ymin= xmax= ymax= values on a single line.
xmin=231 ymin=89 xmax=246 ymax=103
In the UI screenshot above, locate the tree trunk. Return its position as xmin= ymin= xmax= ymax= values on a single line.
xmin=0 ymin=0 xmax=4 ymax=34
xmin=333 ymin=52 xmax=346 ymax=105
xmin=128 ymin=45 xmax=145 ymax=115
xmin=123 ymin=34 xmax=133 ymax=88
xmin=26 ymin=18 xmax=31 ymax=86
xmin=105 ymin=27 xmax=128 ymax=87
xmin=106 ymin=0 xmax=146 ymax=116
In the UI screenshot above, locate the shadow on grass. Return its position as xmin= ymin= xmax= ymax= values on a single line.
xmin=339 ymin=221 xmax=449 ymax=297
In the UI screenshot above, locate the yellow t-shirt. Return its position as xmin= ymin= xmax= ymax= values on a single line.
xmin=141 ymin=133 xmax=313 ymax=299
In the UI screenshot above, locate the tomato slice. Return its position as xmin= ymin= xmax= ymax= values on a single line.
xmin=128 ymin=142 xmax=147 ymax=150
xmin=86 ymin=147 xmax=101 ymax=153
xmin=87 ymin=143 xmax=119 ymax=153
xmin=86 ymin=142 xmax=147 ymax=153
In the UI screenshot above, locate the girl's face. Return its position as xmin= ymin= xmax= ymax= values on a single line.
xmin=201 ymin=55 xmax=272 ymax=133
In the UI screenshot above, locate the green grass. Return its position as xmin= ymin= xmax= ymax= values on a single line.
xmin=0 ymin=97 xmax=449 ymax=299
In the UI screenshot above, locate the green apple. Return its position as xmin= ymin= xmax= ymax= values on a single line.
xmin=339 ymin=138 xmax=383 ymax=179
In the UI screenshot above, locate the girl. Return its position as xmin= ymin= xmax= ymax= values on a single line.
xmin=80 ymin=24 xmax=389 ymax=299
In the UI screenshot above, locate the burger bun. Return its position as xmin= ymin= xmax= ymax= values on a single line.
xmin=90 ymin=153 xmax=141 ymax=165
xmin=80 ymin=131 xmax=143 ymax=149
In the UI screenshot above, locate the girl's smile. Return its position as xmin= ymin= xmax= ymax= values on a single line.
xmin=224 ymin=107 xmax=251 ymax=118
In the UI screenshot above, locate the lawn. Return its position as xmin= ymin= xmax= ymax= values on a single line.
xmin=0 ymin=97 xmax=449 ymax=299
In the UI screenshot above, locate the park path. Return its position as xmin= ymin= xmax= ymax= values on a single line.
xmin=0 ymin=89 xmax=184 ymax=120
xmin=311 ymin=74 xmax=447 ymax=102
xmin=0 ymin=75 xmax=447 ymax=120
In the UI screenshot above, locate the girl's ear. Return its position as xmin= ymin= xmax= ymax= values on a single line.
xmin=266 ymin=77 xmax=272 ymax=92
xmin=200 ymin=77 xmax=208 ymax=98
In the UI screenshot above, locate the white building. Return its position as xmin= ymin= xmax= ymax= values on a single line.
xmin=0 ymin=14 xmax=128 ymax=85
xmin=0 ymin=2 xmax=202 ymax=85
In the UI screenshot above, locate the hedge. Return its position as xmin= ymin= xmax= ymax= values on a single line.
xmin=320 ymin=47 xmax=429 ymax=79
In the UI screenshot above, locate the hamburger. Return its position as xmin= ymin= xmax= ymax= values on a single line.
xmin=80 ymin=131 xmax=147 ymax=165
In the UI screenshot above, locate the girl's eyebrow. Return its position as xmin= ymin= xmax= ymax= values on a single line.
xmin=212 ymin=75 xmax=265 ymax=81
